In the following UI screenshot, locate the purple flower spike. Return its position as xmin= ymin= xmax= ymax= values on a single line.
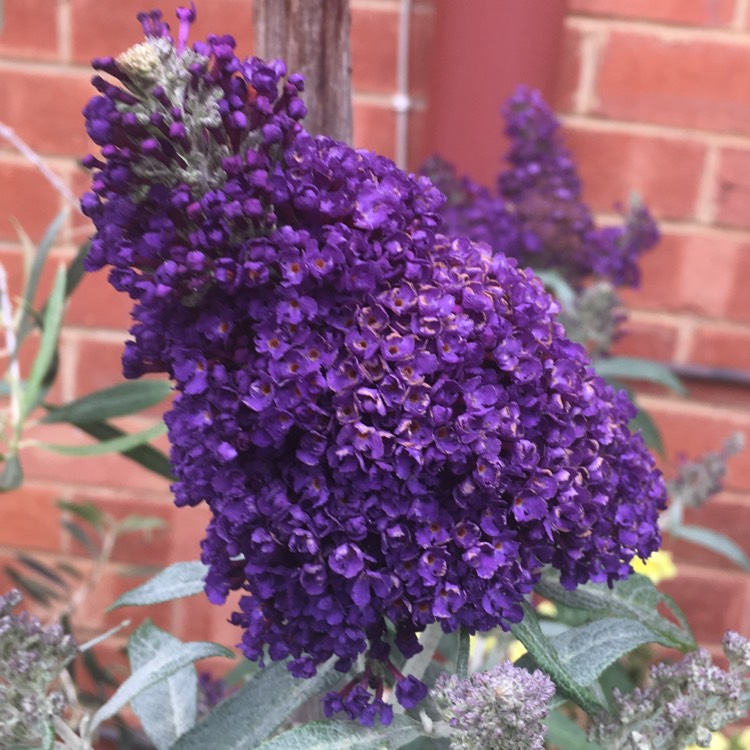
xmin=82 ymin=7 xmax=666 ymax=721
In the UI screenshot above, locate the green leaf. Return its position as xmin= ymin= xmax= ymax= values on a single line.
xmin=62 ymin=519 xmax=100 ymax=556
xmin=593 ymin=356 xmax=686 ymax=396
xmin=17 ymin=554 xmax=68 ymax=588
xmin=108 ymin=561 xmax=208 ymax=610
xmin=669 ymin=524 xmax=750 ymax=573
xmin=548 ymin=617 xmax=661 ymax=686
xmin=117 ymin=514 xmax=167 ymax=535
xmin=171 ymin=658 xmax=345 ymax=750
xmin=544 ymin=710 xmax=603 ymax=750
xmin=37 ymin=421 xmax=166 ymax=457
xmin=88 ymin=639 xmax=233 ymax=736
xmin=629 ymin=406 xmax=665 ymax=456
xmin=58 ymin=500 xmax=105 ymax=532
xmin=257 ymin=717 xmax=424 ymax=750
xmin=42 ymin=380 xmax=171 ymax=425
xmin=0 ymin=455 xmax=23 ymax=491
xmin=21 ymin=265 xmax=66 ymax=421
xmin=14 ymin=210 xmax=67 ymax=353
xmin=534 ymin=570 xmax=696 ymax=652
xmin=128 ymin=621 xmax=198 ymax=750
xmin=4 ymin=565 xmax=60 ymax=605
xmin=76 ymin=420 xmax=174 ymax=479
xmin=511 ymin=600 xmax=604 ymax=715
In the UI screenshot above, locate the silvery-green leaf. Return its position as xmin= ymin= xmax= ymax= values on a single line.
xmin=511 ymin=601 xmax=604 ymax=715
xmin=534 ymin=570 xmax=695 ymax=651
xmin=88 ymin=640 xmax=233 ymax=735
xmin=108 ymin=561 xmax=208 ymax=610
xmin=257 ymin=717 xmax=423 ymax=750
xmin=172 ymin=658 xmax=344 ymax=750
xmin=128 ymin=621 xmax=198 ymax=749
xmin=549 ymin=617 xmax=658 ymax=686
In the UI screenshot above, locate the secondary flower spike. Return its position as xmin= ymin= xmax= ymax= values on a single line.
xmin=424 ymin=87 xmax=660 ymax=288
xmin=81 ymin=6 xmax=667 ymax=721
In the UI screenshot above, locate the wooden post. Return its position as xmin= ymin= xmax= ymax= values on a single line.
xmin=253 ymin=0 xmax=353 ymax=144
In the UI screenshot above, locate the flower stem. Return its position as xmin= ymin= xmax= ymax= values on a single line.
xmin=456 ymin=626 xmax=471 ymax=679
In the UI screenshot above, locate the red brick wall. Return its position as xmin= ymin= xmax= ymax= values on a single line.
xmin=0 ymin=0 xmax=748 ymax=665
xmin=557 ymin=0 xmax=750 ymax=647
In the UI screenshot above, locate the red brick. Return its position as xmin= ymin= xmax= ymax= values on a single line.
xmin=352 ymin=8 xmax=399 ymax=94
xmin=66 ymin=492 xmax=175 ymax=566
xmin=620 ymin=232 xmax=745 ymax=318
xmin=565 ymin=127 xmax=706 ymax=220
xmin=0 ymin=68 xmax=93 ymax=156
xmin=570 ymin=0 xmax=735 ymax=27
xmin=687 ymin=325 xmax=750 ymax=372
xmin=595 ymin=33 xmax=750 ymax=136
xmin=21 ymin=422 xmax=171 ymax=492
xmin=611 ymin=318 xmax=679 ymax=362
xmin=727 ymin=248 xmax=750 ymax=323
xmin=716 ymin=147 xmax=750 ymax=230
xmin=0 ymin=485 xmax=62 ymax=552
xmin=73 ymin=560 xmax=174 ymax=632
xmin=66 ymin=270 xmax=132 ymax=330
xmin=71 ymin=0 xmax=254 ymax=64
xmin=353 ymin=104 xmax=396 ymax=160
xmin=554 ymin=25 xmax=584 ymax=113
xmin=682 ymin=379 xmax=750 ymax=412
xmin=71 ymin=337 xmax=128 ymax=398
xmin=645 ymin=401 xmax=750 ymax=491
xmin=409 ymin=8 xmax=436 ymax=99
xmin=665 ymin=493 xmax=750 ymax=572
xmin=660 ymin=565 xmax=750 ymax=642
xmin=0 ymin=159 xmax=62 ymax=241
xmin=0 ymin=0 xmax=60 ymax=58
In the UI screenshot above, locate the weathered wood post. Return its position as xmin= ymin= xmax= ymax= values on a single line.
xmin=253 ymin=0 xmax=353 ymax=144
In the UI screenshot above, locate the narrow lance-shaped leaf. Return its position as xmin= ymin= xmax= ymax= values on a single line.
xmin=128 ymin=621 xmax=198 ymax=750
xmin=593 ymin=355 xmax=686 ymax=396
xmin=87 ymin=639 xmax=233 ymax=736
xmin=13 ymin=210 xmax=67 ymax=353
xmin=171 ymin=658 xmax=345 ymax=750
xmin=76 ymin=419 xmax=174 ymax=480
xmin=534 ymin=570 xmax=696 ymax=652
xmin=256 ymin=717 xmax=425 ymax=750
xmin=42 ymin=380 xmax=172 ymax=425
xmin=668 ymin=524 xmax=750 ymax=573
xmin=20 ymin=265 xmax=67 ymax=421
xmin=108 ymin=561 xmax=209 ymax=610
xmin=0 ymin=454 xmax=23 ymax=491
xmin=37 ymin=421 xmax=166 ymax=457
xmin=511 ymin=600 xmax=604 ymax=715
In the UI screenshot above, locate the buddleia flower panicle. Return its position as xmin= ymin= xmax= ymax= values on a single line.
xmin=589 ymin=631 xmax=750 ymax=750
xmin=424 ymin=86 xmax=660 ymax=288
xmin=82 ymin=5 xmax=666 ymax=722
xmin=433 ymin=661 xmax=555 ymax=750
xmin=0 ymin=590 xmax=77 ymax=749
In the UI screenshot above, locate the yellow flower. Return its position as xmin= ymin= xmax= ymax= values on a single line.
xmin=507 ymin=639 xmax=527 ymax=663
xmin=631 ymin=549 xmax=677 ymax=584
xmin=685 ymin=732 xmax=730 ymax=750
xmin=536 ymin=600 xmax=558 ymax=618
xmin=736 ymin=728 xmax=750 ymax=750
